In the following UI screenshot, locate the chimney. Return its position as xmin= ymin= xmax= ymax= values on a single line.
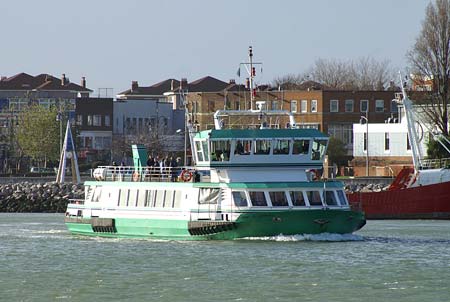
xmin=180 ymin=78 xmax=188 ymax=90
xmin=61 ymin=74 xmax=66 ymax=86
xmin=81 ymin=76 xmax=86 ymax=88
xmin=171 ymin=79 xmax=174 ymax=90
xmin=229 ymin=79 xmax=236 ymax=84
xmin=131 ymin=81 xmax=138 ymax=92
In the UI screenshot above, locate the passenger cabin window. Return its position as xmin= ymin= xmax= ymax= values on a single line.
xmin=234 ymin=140 xmax=252 ymax=155
xmin=269 ymin=191 xmax=288 ymax=207
xmin=232 ymin=191 xmax=248 ymax=207
xmin=273 ymin=140 xmax=290 ymax=155
xmin=249 ymin=191 xmax=268 ymax=206
xmin=311 ymin=140 xmax=327 ymax=160
xmin=254 ymin=140 xmax=271 ymax=155
xmin=324 ymin=191 xmax=338 ymax=206
xmin=211 ymin=140 xmax=231 ymax=161
xmin=289 ymin=191 xmax=306 ymax=206
xmin=293 ymin=139 xmax=310 ymax=155
xmin=306 ymin=191 xmax=322 ymax=206
xmin=336 ymin=190 xmax=348 ymax=206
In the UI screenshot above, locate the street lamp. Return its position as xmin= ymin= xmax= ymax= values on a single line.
xmin=360 ymin=111 xmax=369 ymax=176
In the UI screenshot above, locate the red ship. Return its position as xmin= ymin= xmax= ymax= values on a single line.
xmin=348 ymin=82 xmax=450 ymax=219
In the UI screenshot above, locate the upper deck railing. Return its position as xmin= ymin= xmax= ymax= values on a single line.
xmin=92 ymin=166 xmax=202 ymax=183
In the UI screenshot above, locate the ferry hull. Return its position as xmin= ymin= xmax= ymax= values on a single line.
xmin=347 ymin=181 xmax=450 ymax=219
xmin=65 ymin=209 xmax=365 ymax=240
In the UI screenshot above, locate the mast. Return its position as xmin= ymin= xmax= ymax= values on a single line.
xmin=399 ymin=74 xmax=424 ymax=172
xmin=249 ymin=46 xmax=254 ymax=110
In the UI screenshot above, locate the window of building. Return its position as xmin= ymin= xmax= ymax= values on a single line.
xmin=390 ymin=100 xmax=398 ymax=113
xmin=269 ymin=191 xmax=288 ymax=207
xmin=234 ymin=100 xmax=240 ymax=110
xmin=290 ymin=100 xmax=297 ymax=113
xmin=301 ymin=100 xmax=307 ymax=113
xmin=93 ymin=115 xmax=101 ymax=126
xmin=360 ymin=100 xmax=368 ymax=113
xmin=76 ymin=114 xmax=83 ymax=126
xmin=248 ymin=191 xmax=268 ymax=206
xmin=384 ymin=132 xmax=390 ymax=151
xmin=87 ymin=115 xmax=93 ymax=126
xmin=345 ymin=99 xmax=354 ymax=112
xmin=103 ymin=115 xmax=110 ymax=127
xmin=375 ymin=99 xmax=384 ymax=112
xmin=311 ymin=100 xmax=318 ymax=112
xmin=208 ymin=100 xmax=215 ymax=112
xmin=271 ymin=100 xmax=279 ymax=110
xmin=330 ymin=100 xmax=339 ymax=112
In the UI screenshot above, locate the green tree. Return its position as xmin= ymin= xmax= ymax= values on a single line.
xmin=426 ymin=135 xmax=450 ymax=159
xmin=17 ymin=104 xmax=60 ymax=166
xmin=326 ymin=137 xmax=349 ymax=175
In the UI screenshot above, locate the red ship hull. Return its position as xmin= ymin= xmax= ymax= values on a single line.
xmin=347 ymin=181 xmax=450 ymax=219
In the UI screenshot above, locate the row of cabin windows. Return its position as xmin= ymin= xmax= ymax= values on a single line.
xmin=196 ymin=139 xmax=327 ymax=162
xmin=289 ymin=99 xmax=397 ymax=113
xmin=232 ymin=190 xmax=348 ymax=207
xmin=90 ymin=188 xmax=183 ymax=208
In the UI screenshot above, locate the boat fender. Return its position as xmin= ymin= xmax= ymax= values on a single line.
xmin=181 ymin=170 xmax=193 ymax=182
xmin=133 ymin=172 xmax=140 ymax=182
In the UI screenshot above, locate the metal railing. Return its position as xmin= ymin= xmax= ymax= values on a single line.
xmin=93 ymin=165 xmax=197 ymax=183
xmin=420 ymin=158 xmax=450 ymax=170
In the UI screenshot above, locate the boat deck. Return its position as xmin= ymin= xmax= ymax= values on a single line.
xmin=93 ymin=166 xmax=202 ymax=183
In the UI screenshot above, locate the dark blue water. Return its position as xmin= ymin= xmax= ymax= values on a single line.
xmin=1 ymin=214 xmax=449 ymax=301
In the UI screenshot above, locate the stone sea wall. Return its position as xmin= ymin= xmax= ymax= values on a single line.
xmin=0 ymin=182 xmax=84 ymax=213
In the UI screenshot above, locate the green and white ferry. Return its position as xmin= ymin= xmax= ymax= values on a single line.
xmin=65 ymin=108 xmax=366 ymax=240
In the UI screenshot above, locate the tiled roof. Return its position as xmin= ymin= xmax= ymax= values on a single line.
xmin=0 ymin=72 xmax=92 ymax=92
xmin=118 ymin=78 xmax=180 ymax=96
xmin=186 ymin=76 xmax=229 ymax=92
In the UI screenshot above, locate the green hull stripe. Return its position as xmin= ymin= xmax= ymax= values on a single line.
xmin=66 ymin=209 xmax=365 ymax=240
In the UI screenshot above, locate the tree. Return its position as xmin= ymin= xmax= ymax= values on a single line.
xmin=426 ymin=135 xmax=450 ymax=158
xmin=408 ymin=0 xmax=450 ymax=136
xmin=326 ymin=137 xmax=349 ymax=175
xmin=16 ymin=104 xmax=60 ymax=166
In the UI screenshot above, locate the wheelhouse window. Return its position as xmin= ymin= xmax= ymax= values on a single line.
xmin=254 ymin=140 xmax=271 ymax=155
xmin=311 ymin=139 xmax=327 ymax=160
xmin=211 ymin=140 xmax=231 ymax=161
xmin=201 ymin=140 xmax=210 ymax=161
xmin=273 ymin=140 xmax=290 ymax=155
xmin=289 ymin=191 xmax=306 ymax=206
xmin=195 ymin=141 xmax=204 ymax=162
xmin=306 ymin=191 xmax=322 ymax=206
xmin=234 ymin=140 xmax=252 ymax=155
xmin=324 ymin=191 xmax=338 ymax=206
xmin=249 ymin=191 xmax=268 ymax=206
xmin=336 ymin=190 xmax=348 ymax=206
xmin=269 ymin=191 xmax=288 ymax=207
xmin=293 ymin=139 xmax=310 ymax=155
xmin=232 ymin=191 xmax=248 ymax=207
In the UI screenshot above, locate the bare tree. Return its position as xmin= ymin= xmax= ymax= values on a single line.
xmin=271 ymin=73 xmax=306 ymax=90
xmin=307 ymin=57 xmax=394 ymax=90
xmin=408 ymin=0 xmax=450 ymax=136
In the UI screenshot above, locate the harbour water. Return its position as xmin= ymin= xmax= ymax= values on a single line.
xmin=1 ymin=214 xmax=449 ymax=302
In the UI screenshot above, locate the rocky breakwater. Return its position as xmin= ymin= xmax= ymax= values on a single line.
xmin=0 ymin=182 xmax=84 ymax=213
xmin=344 ymin=182 xmax=390 ymax=193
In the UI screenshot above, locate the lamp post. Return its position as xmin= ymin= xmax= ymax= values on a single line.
xmin=360 ymin=111 xmax=369 ymax=176
xmin=56 ymin=110 xmax=62 ymax=156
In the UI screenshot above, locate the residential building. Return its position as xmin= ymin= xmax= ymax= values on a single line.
xmin=75 ymin=97 xmax=113 ymax=163
xmin=0 ymin=72 xmax=91 ymax=172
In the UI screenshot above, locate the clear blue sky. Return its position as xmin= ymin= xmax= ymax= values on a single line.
xmin=1 ymin=0 xmax=430 ymax=95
